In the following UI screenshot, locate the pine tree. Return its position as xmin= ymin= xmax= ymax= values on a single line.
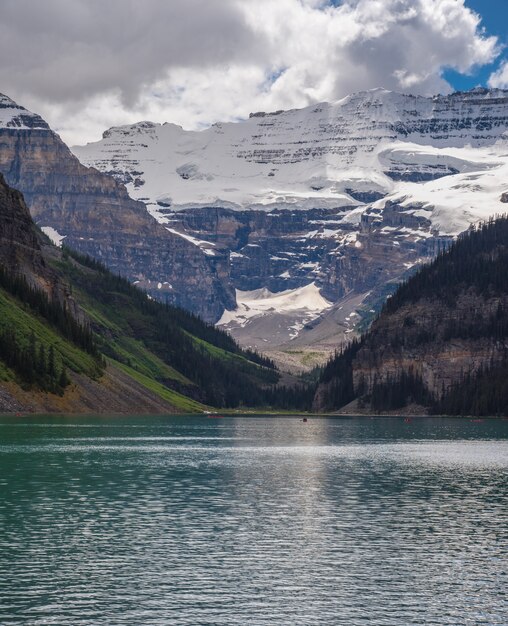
xmin=48 ymin=345 xmax=56 ymax=379
xmin=59 ymin=366 xmax=69 ymax=392
xmin=37 ymin=344 xmax=46 ymax=375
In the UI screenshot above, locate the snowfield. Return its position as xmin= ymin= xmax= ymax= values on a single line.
xmin=218 ymin=283 xmax=333 ymax=341
xmin=73 ymin=87 xmax=508 ymax=237
xmin=219 ymin=283 xmax=332 ymax=327
xmin=41 ymin=226 xmax=66 ymax=247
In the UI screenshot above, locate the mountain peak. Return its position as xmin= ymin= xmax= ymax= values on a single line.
xmin=0 ymin=93 xmax=19 ymax=107
xmin=0 ymin=93 xmax=49 ymax=130
xmin=102 ymin=120 xmax=161 ymax=140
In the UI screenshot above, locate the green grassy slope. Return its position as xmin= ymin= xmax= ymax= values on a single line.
xmin=49 ymin=246 xmax=279 ymax=408
xmin=0 ymin=289 xmax=100 ymax=380
xmin=0 ymin=237 xmax=280 ymax=412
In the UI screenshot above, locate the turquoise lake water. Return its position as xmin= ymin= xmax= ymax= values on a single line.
xmin=0 ymin=415 xmax=507 ymax=625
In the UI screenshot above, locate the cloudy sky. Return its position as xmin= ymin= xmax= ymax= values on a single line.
xmin=1 ymin=0 xmax=507 ymax=145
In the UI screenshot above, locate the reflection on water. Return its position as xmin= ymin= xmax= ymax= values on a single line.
xmin=0 ymin=416 xmax=507 ymax=625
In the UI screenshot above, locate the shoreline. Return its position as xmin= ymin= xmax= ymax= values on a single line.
xmin=0 ymin=411 xmax=506 ymax=419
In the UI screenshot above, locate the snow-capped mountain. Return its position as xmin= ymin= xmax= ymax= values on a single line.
xmin=73 ymin=87 xmax=508 ymax=228
xmin=71 ymin=87 xmax=508 ymax=368
xmin=0 ymin=92 xmax=235 ymax=322
xmin=0 ymin=93 xmax=49 ymax=130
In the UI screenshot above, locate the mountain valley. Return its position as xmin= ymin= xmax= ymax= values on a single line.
xmin=72 ymin=87 xmax=508 ymax=366
xmin=1 ymin=87 xmax=508 ymax=372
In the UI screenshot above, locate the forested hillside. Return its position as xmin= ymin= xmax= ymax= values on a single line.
xmin=315 ymin=216 xmax=508 ymax=416
xmin=54 ymin=246 xmax=278 ymax=408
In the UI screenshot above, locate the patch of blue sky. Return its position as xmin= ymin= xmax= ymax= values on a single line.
xmin=324 ymin=0 xmax=507 ymax=91
xmin=444 ymin=0 xmax=507 ymax=91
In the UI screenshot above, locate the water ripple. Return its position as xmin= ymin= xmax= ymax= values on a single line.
xmin=0 ymin=416 xmax=507 ymax=625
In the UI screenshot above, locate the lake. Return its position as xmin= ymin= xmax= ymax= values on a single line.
xmin=0 ymin=415 xmax=507 ymax=625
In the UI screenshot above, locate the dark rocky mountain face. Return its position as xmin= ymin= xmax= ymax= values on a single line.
xmin=0 ymin=171 xmax=44 ymax=280
xmin=167 ymin=204 xmax=445 ymax=300
xmin=159 ymin=204 xmax=449 ymax=370
xmin=0 ymin=94 xmax=235 ymax=321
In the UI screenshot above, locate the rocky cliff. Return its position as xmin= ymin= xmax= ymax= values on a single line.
xmin=0 ymin=93 xmax=234 ymax=321
xmin=314 ymin=217 xmax=508 ymax=416
xmin=0 ymin=171 xmax=45 ymax=281
xmin=0 ymin=170 xmax=78 ymax=314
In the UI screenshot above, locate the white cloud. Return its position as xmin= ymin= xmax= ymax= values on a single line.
xmin=0 ymin=0 xmax=499 ymax=145
xmin=489 ymin=60 xmax=508 ymax=89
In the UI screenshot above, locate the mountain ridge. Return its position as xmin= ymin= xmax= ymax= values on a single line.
xmin=73 ymin=86 xmax=508 ymax=217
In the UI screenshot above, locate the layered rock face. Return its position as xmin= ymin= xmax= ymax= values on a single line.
xmin=170 ymin=204 xmax=444 ymax=300
xmin=0 ymin=171 xmax=46 ymax=282
xmin=0 ymin=94 xmax=234 ymax=321
xmin=352 ymin=297 xmax=506 ymax=399
xmin=71 ymin=88 xmax=508 ymax=359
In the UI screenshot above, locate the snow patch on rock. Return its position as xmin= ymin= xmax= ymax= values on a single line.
xmin=218 ymin=282 xmax=332 ymax=339
xmin=41 ymin=226 xmax=66 ymax=247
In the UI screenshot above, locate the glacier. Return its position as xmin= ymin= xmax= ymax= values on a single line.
xmin=73 ymin=87 xmax=508 ymax=232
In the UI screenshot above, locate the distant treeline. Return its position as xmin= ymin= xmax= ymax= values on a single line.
xmin=265 ymin=383 xmax=317 ymax=411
